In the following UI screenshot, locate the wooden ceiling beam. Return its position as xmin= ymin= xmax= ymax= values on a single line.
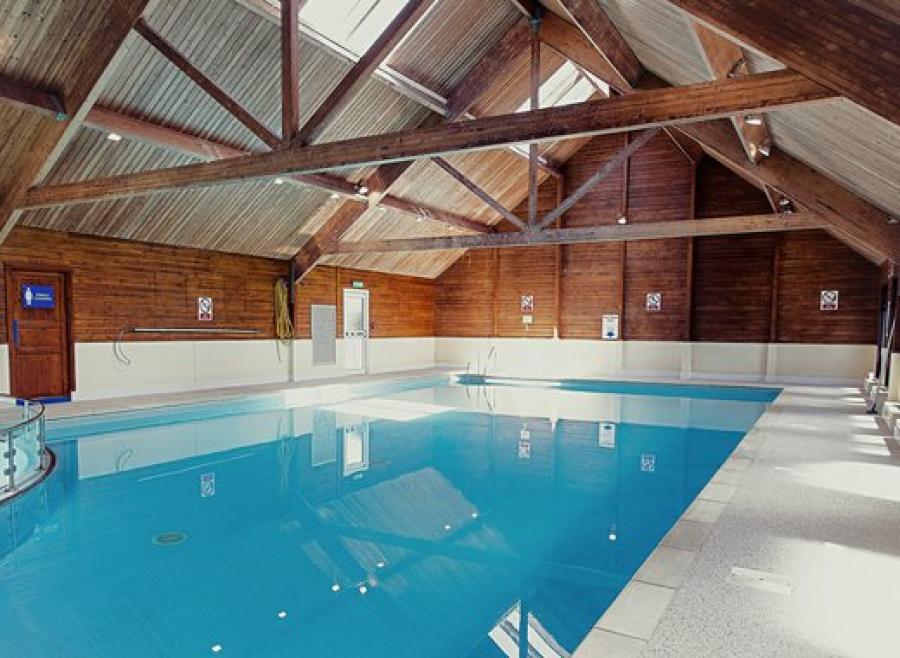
xmin=134 ymin=18 xmax=282 ymax=150
xmin=0 ymin=76 xmax=68 ymax=121
xmin=23 ymin=71 xmax=834 ymax=210
xmin=527 ymin=6 xmax=542 ymax=225
xmin=675 ymin=119 xmax=900 ymax=263
xmin=555 ymin=0 xmax=644 ymax=88
xmin=690 ymin=22 xmax=773 ymax=163
xmin=668 ymin=0 xmax=900 ymax=126
xmin=294 ymin=199 xmax=369 ymax=277
xmin=0 ymin=0 xmax=156 ymax=243
xmin=433 ymin=157 xmax=528 ymax=230
xmin=379 ymin=195 xmax=495 ymax=234
xmin=329 ymin=212 xmax=822 ymax=254
xmin=281 ymin=0 xmax=303 ymax=143
xmin=295 ymin=0 xmax=435 ymax=145
xmin=539 ymin=11 xmax=631 ymax=92
xmin=231 ymin=0 xmax=448 ymax=115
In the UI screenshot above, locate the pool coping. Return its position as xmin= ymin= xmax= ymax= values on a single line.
xmin=570 ymin=382 xmax=879 ymax=657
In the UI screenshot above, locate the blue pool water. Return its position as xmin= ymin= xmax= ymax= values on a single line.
xmin=0 ymin=379 xmax=778 ymax=657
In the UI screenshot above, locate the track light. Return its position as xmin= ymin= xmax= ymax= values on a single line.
xmin=357 ymin=185 xmax=369 ymax=196
xmin=757 ymin=140 xmax=772 ymax=158
xmin=778 ymin=197 xmax=794 ymax=214
xmin=744 ymin=114 xmax=763 ymax=126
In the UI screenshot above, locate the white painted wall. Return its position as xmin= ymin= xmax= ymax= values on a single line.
xmin=72 ymin=340 xmax=291 ymax=400
xmin=292 ymin=337 xmax=436 ymax=382
xmin=0 ymin=344 xmax=8 ymax=395
xmin=436 ymin=338 xmax=874 ymax=386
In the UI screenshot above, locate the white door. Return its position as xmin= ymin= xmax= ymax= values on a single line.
xmin=343 ymin=289 xmax=369 ymax=373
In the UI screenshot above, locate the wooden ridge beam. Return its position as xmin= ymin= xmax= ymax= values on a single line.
xmin=329 ymin=213 xmax=822 ymax=254
xmin=433 ymin=157 xmax=528 ymax=230
xmin=134 ymin=18 xmax=281 ymax=150
xmin=23 ymin=71 xmax=835 ymax=210
xmin=668 ymin=0 xmax=900 ymax=126
xmin=281 ymin=0 xmax=303 ymax=143
xmin=690 ymin=22 xmax=772 ymax=163
xmin=0 ymin=0 xmax=155 ymax=243
xmin=296 ymin=0 xmax=435 ymax=145
xmin=556 ymin=0 xmax=644 ymax=88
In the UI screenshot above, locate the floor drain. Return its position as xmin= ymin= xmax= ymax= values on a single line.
xmin=153 ymin=531 xmax=188 ymax=546
xmin=727 ymin=566 xmax=793 ymax=596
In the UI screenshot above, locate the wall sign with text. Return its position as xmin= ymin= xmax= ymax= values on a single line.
xmin=602 ymin=314 xmax=619 ymax=340
xmin=198 ymin=296 xmax=214 ymax=321
xmin=21 ymin=284 xmax=55 ymax=309
xmin=820 ymin=290 xmax=839 ymax=311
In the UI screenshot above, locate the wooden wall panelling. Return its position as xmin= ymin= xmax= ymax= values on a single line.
xmin=434 ymin=251 xmax=495 ymax=338
xmin=690 ymin=234 xmax=777 ymax=342
xmin=297 ymin=265 xmax=436 ymax=339
xmin=0 ymin=227 xmax=287 ymax=343
xmin=625 ymin=131 xmax=693 ymax=224
xmin=624 ymin=239 xmax=690 ymax=341
xmin=694 ymin=156 xmax=773 ymax=219
xmin=775 ymin=231 xmax=878 ymax=344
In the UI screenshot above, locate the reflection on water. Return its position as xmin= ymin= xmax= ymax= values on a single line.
xmin=0 ymin=383 xmax=769 ymax=657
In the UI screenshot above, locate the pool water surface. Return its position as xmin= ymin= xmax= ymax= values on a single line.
xmin=0 ymin=379 xmax=777 ymax=657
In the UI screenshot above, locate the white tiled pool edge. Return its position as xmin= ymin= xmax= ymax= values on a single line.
xmin=573 ymin=383 xmax=888 ymax=657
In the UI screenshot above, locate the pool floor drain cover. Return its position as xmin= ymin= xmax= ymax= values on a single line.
xmin=153 ymin=531 xmax=188 ymax=546
xmin=727 ymin=566 xmax=793 ymax=595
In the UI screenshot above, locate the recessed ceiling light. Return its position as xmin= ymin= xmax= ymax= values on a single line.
xmin=617 ymin=216 xmax=628 ymax=225
xmin=107 ymin=132 xmax=122 ymax=142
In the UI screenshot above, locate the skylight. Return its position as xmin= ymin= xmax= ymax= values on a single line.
xmin=300 ymin=0 xmax=420 ymax=56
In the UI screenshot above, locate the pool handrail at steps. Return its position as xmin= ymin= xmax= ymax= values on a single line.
xmin=1 ymin=396 xmax=53 ymax=503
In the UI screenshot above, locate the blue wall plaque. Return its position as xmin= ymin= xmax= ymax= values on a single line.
xmin=21 ymin=284 xmax=55 ymax=309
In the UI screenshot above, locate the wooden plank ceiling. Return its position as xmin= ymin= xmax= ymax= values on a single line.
xmin=0 ymin=0 xmax=897 ymax=277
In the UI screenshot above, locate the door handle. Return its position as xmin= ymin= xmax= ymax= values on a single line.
xmin=11 ymin=320 xmax=19 ymax=348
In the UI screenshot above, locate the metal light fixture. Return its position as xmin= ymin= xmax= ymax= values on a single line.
xmin=357 ymin=185 xmax=369 ymax=196
xmin=107 ymin=132 xmax=123 ymax=142
xmin=744 ymin=114 xmax=764 ymax=126
xmin=274 ymin=178 xmax=285 ymax=185
xmin=617 ymin=216 xmax=628 ymax=225
xmin=757 ymin=140 xmax=772 ymax=158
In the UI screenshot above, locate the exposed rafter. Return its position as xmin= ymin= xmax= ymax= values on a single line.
xmin=690 ymin=22 xmax=772 ymax=163
xmin=134 ymin=18 xmax=281 ymax=150
xmin=295 ymin=0 xmax=435 ymax=145
xmin=0 ymin=77 xmax=67 ymax=120
xmin=555 ymin=0 xmax=644 ymax=88
xmin=329 ymin=213 xmax=822 ymax=254
xmin=0 ymin=0 xmax=156 ymax=243
xmin=668 ymin=0 xmax=900 ymax=126
xmin=23 ymin=71 xmax=834 ymax=210
xmin=432 ymin=157 xmax=528 ymax=230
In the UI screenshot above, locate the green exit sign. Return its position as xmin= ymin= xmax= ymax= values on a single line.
xmin=352 ymin=281 xmax=365 ymax=289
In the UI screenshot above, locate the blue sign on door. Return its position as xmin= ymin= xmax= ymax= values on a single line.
xmin=21 ymin=284 xmax=55 ymax=309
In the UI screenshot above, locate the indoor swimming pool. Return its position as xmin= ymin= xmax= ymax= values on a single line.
xmin=0 ymin=378 xmax=779 ymax=657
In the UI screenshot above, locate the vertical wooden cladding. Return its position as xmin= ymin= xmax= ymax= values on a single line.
xmin=624 ymin=240 xmax=690 ymax=340
xmin=776 ymin=231 xmax=878 ymax=344
xmin=0 ymin=227 xmax=285 ymax=343
xmin=694 ymin=158 xmax=773 ymax=218
xmin=434 ymin=251 xmax=494 ymax=337
xmin=295 ymin=265 xmax=435 ymax=339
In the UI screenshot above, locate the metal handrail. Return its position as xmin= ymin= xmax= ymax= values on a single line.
xmin=1 ymin=396 xmax=50 ymax=501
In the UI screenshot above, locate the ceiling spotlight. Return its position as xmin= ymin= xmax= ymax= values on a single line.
xmin=330 ymin=193 xmax=340 ymax=200
xmin=107 ymin=132 xmax=123 ymax=142
xmin=357 ymin=185 xmax=369 ymax=196
xmin=744 ymin=114 xmax=764 ymax=126
xmin=757 ymin=140 xmax=772 ymax=158
xmin=778 ymin=197 xmax=794 ymax=214
xmin=617 ymin=216 xmax=628 ymax=225
xmin=274 ymin=178 xmax=285 ymax=185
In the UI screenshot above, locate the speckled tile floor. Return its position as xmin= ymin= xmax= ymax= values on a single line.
xmin=575 ymin=384 xmax=900 ymax=658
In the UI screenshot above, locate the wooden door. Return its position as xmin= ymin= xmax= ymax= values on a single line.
xmin=6 ymin=269 xmax=71 ymax=399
